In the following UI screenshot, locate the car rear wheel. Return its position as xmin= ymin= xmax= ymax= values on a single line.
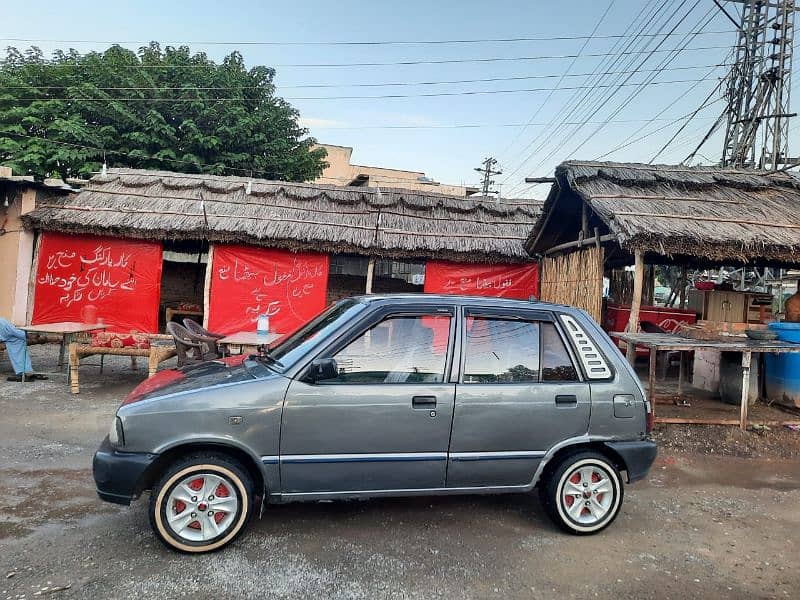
xmin=539 ymin=451 xmax=623 ymax=535
xmin=149 ymin=452 xmax=254 ymax=553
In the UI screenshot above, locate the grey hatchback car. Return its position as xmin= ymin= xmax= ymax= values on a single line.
xmin=94 ymin=294 xmax=656 ymax=552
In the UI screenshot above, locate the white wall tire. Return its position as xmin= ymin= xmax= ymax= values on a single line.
xmin=540 ymin=452 xmax=623 ymax=535
xmin=149 ymin=453 xmax=254 ymax=553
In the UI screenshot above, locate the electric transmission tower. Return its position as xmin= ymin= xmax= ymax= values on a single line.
xmin=721 ymin=0 xmax=796 ymax=170
xmin=474 ymin=157 xmax=502 ymax=196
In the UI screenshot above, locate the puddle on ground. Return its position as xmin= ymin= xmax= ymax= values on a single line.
xmin=0 ymin=468 xmax=118 ymax=540
xmin=642 ymin=454 xmax=800 ymax=491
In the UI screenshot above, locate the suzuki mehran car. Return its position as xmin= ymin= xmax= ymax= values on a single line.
xmin=94 ymin=295 xmax=656 ymax=552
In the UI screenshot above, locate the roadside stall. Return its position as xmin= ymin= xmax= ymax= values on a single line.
xmin=20 ymin=168 xmax=542 ymax=386
xmin=526 ymin=160 xmax=800 ymax=428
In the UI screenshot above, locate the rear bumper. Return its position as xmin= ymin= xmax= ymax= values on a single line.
xmin=93 ymin=436 xmax=158 ymax=505
xmin=604 ymin=440 xmax=657 ymax=483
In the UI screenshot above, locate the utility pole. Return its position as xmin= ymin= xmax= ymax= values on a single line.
xmin=721 ymin=0 xmax=796 ymax=170
xmin=474 ymin=157 xmax=502 ymax=196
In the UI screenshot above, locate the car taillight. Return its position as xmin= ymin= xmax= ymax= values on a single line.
xmin=646 ymin=409 xmax=654 ymax=433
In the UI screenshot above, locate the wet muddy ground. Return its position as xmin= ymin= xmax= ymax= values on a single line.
xmin=1 ymin=346 xmax=799 ymax=599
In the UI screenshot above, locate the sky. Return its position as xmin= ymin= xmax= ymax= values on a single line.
xmin=1 ymin=0 xmax=784 ymax=198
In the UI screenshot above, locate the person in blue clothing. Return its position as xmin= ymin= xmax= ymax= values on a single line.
xmin=0 ymin=318 xmax=45 ymax=382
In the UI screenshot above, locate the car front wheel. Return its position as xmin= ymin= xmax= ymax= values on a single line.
xmin=540 ymin=451 xmax=623 ymax=535
xmin=149 ymin=452 xmax=254 ymax=552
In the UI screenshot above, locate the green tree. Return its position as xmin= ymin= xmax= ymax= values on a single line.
xmin=0 ymin=43 xmax=327 ymax=181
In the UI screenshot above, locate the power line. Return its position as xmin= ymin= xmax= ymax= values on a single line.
xmin=0 ymin=45 xmax=737 ymax=69
xmin=0 ymin=63 xmax=731 ymax=91
xmin=500 ymin=0 xmax=674 ymax=188
xmin=648 ymin=76 xmax=726 ymax=163
xmin=1 ymin=77 xmax=717 ymax=102
xmin=594 ymin=96 xmax=723 ymax=162
xmin=495 ymin=0 xmax=618 ymax=162
xmin=683 ymin=73 xmax=800 ymax=165
xmin=506 ymin=0 xmax=716 ymax=193
xmin=303 ymin=116 xmax=720 ymax=130
xmin=557 ymin=1 xmax=713 ymax=163
xmin=500 ymin=0 xmax=680 ymax=190
xmin=0 ymin=30 xmax=737 ymax=47
xmin=593 ymin=48 xmax=734 ymax=160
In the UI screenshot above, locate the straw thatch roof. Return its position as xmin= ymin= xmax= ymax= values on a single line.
xmin=526 ymin=160 xmax=800 ymax=266
xmin=23 ymin=169 xmax=542 ymax=263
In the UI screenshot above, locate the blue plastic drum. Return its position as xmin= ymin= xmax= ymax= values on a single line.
xmin=764 ymin=322 xmax=800 ymax=408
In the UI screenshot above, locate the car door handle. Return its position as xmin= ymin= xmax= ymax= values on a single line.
xmin=555 ymin=394 xmax=578 ymax=406
xmin=412 ymin=395 xmax=437 ymax=408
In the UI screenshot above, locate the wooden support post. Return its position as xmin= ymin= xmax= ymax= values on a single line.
xmin=626 ymin=250 xmax=645 ymax=365
xmin=740 ymin=350 xmax=751 ymax=431
xmin=646 ymin=265 xmax=656 ymax=306
xmin=648 ymin=348 xmax=657 ymax=418
xmin=365 ymin=257 xmax=376 ymax=294
xmin=202 ymin=244 xmax=214 ymax=329
xmin=581 ymin=204 xmax=589 ymax=237
xmin=677 ymin=350 xmax=686 ymax=397
xmin=679 ymin=265 xmax=687 ymax=309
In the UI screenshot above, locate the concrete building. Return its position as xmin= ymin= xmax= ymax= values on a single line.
xmin=314 ymin=144 xmax=478 ymax=197
xmin=0 ymin=167 xmax=74 ymax=324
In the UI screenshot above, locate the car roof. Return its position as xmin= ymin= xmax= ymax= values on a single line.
xmin=350 ymin=293 xmax=578 ymax=313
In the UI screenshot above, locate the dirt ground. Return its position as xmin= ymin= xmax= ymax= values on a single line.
xmin=0 ymin=345 xmax=799 ymax=599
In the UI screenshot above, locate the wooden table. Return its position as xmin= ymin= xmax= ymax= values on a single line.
xmin=218 ymin=331 xmax=283 ymax=355
xmin=611 ymin=331 xmax=800 ymax=430
xmin=21 ymin=322 xmax=107 ymax=372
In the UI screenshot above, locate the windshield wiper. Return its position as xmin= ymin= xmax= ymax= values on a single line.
xmin=254 ymin=351 xmax=284 ymax=368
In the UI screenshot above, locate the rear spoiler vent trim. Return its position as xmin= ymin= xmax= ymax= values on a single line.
xmin=559 ymin=315 xmax=613 ymax=380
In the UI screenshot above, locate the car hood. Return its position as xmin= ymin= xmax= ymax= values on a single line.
xmin=122 ymin=355 xmax=265 ymax=405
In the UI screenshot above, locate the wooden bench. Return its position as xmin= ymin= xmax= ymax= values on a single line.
xmin=68 ymin=334 xmax=177 ymax=394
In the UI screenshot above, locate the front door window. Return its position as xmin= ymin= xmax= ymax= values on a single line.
xmin=331 ymin=315 xmax=451 ymax=384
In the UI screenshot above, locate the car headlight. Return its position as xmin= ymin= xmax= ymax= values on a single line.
xmin=108 ymin=416 xmax=124 ymax=446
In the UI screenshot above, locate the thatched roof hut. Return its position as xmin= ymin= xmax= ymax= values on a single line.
xmin=527 ymin=160 xmax=800 ymax=267
xmin=23 ymin=169 xmax=541 ymax=263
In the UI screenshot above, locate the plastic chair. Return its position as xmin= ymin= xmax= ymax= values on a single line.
xmin=183 ymin=319 xmax=228 ymax=357
xmin=166 ymin=322 xmax=220 ymax=367
xmin=183 ymin=319 xmax=224 ymax=340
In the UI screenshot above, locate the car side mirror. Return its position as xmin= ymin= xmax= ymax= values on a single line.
xmin=306 ymin=357 xmax=339 ymax=383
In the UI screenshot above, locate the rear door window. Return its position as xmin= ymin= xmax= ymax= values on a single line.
xmin=463 ymin=318 xmax=540 ymax=383
xmin=541 ymin=322 xmax=579 ymax=381
xmin=462 ymin=316 xmax=580 ymax=384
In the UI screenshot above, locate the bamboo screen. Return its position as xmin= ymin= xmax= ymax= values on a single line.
xmin=540 ymin=246 xmax=604 ymax=322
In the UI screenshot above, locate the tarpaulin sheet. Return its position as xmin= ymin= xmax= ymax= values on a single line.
xmin=208 ymin=245 xmax=330 ymax=336
xmin=423 ymin=260 xmax=540 ymax=299
xmin=32 ymin=232 xmax=162 ymax=332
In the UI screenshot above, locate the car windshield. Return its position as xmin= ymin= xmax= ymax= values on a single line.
xmin=268 ymin=299 xmax=365 ymax=368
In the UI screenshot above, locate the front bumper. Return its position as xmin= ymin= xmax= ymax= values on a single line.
xmin=93 ymin=436 xmax=158 ymax=505
xmin=604 ymin=440 xmax=658 ymax=483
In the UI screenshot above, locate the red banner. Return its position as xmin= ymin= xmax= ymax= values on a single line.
xmin=424 ymin=260 xmax=539 ymax=299
xmin=208 ymin=245 xmax=330 ymax=336
xmin=32 ymin=232 xmax=162 ymax=332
